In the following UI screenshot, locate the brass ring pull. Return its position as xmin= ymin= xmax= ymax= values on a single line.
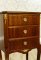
xmin=24 ymin=41 xmax=27 ymax=45
xmin=23 ymin=18 xmax=27 ymax=22
xmin=23 ymin=30 xmax=27 ymax=34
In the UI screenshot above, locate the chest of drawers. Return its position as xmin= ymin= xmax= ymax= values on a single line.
xmin=3 ymin=12 xmax=40 ymax=53
xmin=3 ymin=11 xmax=40 ymax=60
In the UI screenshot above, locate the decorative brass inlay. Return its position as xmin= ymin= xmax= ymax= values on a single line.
xmin=5 ymin=14 xmax=7 ymax=18
xmin=5 ymin=19 xmax=6 ymax=24
xmin=4 ymin=14 xmax=7 ymax=24
xmin=4 ymin=14 xmax=7 ymax=19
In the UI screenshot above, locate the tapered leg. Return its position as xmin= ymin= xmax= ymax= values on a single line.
xmin=5 ymin=53 xmax=9 ymax=60
xmin=0 ymin=50 xmax=2 ymax=60
xmin=26 ymin=52 xmax=28 ymax=60
xmin=37 ymin=49 xmax=40 ymax=60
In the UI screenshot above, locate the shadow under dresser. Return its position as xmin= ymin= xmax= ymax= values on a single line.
xmin=2 ymin=11 xmax=41 ymax=60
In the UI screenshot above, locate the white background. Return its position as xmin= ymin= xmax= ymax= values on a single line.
xmin=0 ymin=0 xmax=41 ymax=12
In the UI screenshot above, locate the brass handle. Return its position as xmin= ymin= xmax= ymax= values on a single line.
xmin=23 ymin=18 xmax=27 ymax=22
xmin=24 ymin=41 xmax=27 ymax=45
xmin=23 ymin=30 xmax=27 ymax=34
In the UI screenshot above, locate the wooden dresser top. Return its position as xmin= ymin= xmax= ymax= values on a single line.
xmin=0 ymin=11 xmax=41 ymax=14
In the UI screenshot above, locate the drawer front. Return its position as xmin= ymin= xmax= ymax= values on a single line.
xmin=22 ymin=38 xmax=39 ymax=50
xmin=8 ymin=14 xmax=39 ymax=26
xmin=8 ymin=40 xmax=22 ymax=51
xmin=7 ymin=38 xmax=39 ymax=52
xmin=8 ymin=26 xmax=39 ymax=38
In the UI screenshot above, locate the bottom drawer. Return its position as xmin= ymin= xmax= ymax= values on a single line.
xmin=6 ymin=37 xmax=39 ymax=52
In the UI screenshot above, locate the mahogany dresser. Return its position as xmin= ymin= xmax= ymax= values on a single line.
xmin=3 ymin=11 xmax=41 ymax=60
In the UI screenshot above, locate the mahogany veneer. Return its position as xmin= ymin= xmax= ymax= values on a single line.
xmin=3 ymin=11 xmax=41 ymax=60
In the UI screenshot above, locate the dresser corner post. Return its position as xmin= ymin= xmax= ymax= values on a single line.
xmin=26 ymin=52 xmax=28 ymax=60
xmin=0 ymin=50 xmax=2 ymax=60
xmin=37 ymin=49 xmax=40 ymax=60
xmin=5 ymin=52 xmax=9 ymax=60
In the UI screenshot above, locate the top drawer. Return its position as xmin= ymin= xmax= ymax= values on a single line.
xmin=8 ymin=14 xmax=39 ymax=26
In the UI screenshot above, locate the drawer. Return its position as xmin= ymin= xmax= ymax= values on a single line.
xmin=22 ymin=38 xmax=39 ymax=50
xmin=7 ymin=38 xmax=39 ymax=52
xmin=8 ymin=14 xmax=39 ymax=26
xmin=8 ymin=26 xmax=39 ymax=38
xmin=8 ymin=40 xmax=22 ymax=51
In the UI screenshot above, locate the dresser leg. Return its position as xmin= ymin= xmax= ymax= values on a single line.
xmin=26 ymin=52 xmax=28 ymax=60
xmin=37 ymin=49 xmax=40 ymax=60
xmin=0 ymin=50 xmax=2 ymax=60
xmin=5 ymin=53 xmax=9 ymax=60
